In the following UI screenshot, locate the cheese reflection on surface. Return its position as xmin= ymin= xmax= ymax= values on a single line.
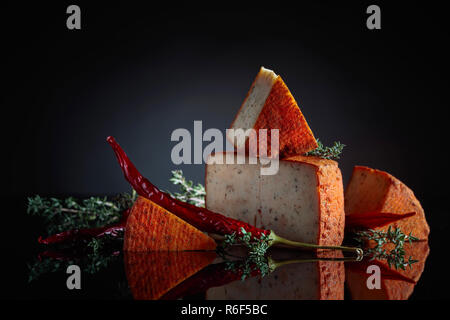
xmin=207 ymin=250 xmax=345 ymax=300
xmin=346 ymin=241 xmax=429 ymax=300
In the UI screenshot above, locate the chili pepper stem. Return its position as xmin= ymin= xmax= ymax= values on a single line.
xmin=268 ymin=231 xmax=363 ymax=257
xmin=267 ymin=255 xmax=362 ymax=272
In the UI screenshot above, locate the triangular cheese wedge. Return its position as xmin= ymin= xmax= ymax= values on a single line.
xmin=124 ymin=251 xmax=216 ymax=300
xmin=345 ymin=166 xmax=430 ymax=240
xmin=345 ymin=211 xmax=416 ymax=230
xmin=124 ymin=196 xmax=217 ymax=251
xmin=228 ymin=67 xmax=318 ymax=158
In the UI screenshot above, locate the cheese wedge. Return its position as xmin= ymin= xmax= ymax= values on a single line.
xmin=124 ymin=196 xmax=217 ymax=251
xmin=346 ymin=241 xmax=429 ymax=300
xmin=228 ymin=67 xmax=318 ymax=159
xmin=206 ymin=250 xmax=345 ymax=300
xmin=206 ymin=152 xmax=345 ymax=246
xmin=345 ymin=166 xmax=430 ymax=240
xmin=124 ymin=251 xmax=216 ymax=300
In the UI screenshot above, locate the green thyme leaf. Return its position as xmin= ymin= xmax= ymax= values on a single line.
xmin=28 ymin=234 xmax=123 ymax=282
xmin=219 ymin=227 xmax=272 ymax=280
xmin=27 ymin=191 xmax=136 ymax=235
xmin=167 ymin=170 xmax=206 ymax=207
xmin=354 ymin=227 xmax=419 ymax=270
xmin=305 ymin=139 xmax=345 ymax=160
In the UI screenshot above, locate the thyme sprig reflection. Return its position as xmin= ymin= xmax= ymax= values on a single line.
xmin=27 ymin=235 xmax=123 ymax=282
xmin=219 ymin=250 xmax=359 ymax=281
xmin=217 ymin=228 xmax=361 ymax=281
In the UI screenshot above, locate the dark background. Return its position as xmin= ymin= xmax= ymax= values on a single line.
xmin=1 ymin=1 xmax=449 ymax=299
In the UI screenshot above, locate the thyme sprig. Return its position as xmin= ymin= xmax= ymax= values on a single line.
xmin=167 ymin=170 xmax=206 ymax=207
xmin=27 ymin=191 xmax=136 ymax=235
xmin=306 ymin=139 xmax=345 ymax=160
xmin=354 ymin=226 xmax=419 ymax=270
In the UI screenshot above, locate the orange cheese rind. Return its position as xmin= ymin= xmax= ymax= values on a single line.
xmin=345 ymin=166 xmax=430 ymax=240
xmin=229 ymin=67 xmax=318 ymax=159
xmin=124 ymin=251 xmax=216 ymax=300
xmin=124 ymin=196 xmax=217 ymax=252
xmin=285 ymin=155 xmax=345 ymax=246
xmin=253 ymin=76 xmax=318 ymax=158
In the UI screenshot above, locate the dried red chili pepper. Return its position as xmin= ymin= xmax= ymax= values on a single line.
xmin=345 ymin=211 xmax=416 ymax=230
xmin=38 ymin=209 xmax=130 ymax=245
xmin=345 ymin=258 xmax=416 ymax=284
xmin=160 ymin=261 xmax=261 ymax=300
xmin=107 ymin=136 xmax=268 ymax=238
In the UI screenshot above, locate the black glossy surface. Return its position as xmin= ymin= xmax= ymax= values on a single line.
xmin=1 ymin=195 xmax=447 ymax=299
xmin=1 ymin=2 xmax=449 ymax=300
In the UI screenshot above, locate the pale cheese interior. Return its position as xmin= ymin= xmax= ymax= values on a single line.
xmin=207 ymin=261 xmax=319 ymax=299
xmin=206 ymin=153 xmax=319 ymax=244
xmin=228 ymin=67 xmax=278 ymax=148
